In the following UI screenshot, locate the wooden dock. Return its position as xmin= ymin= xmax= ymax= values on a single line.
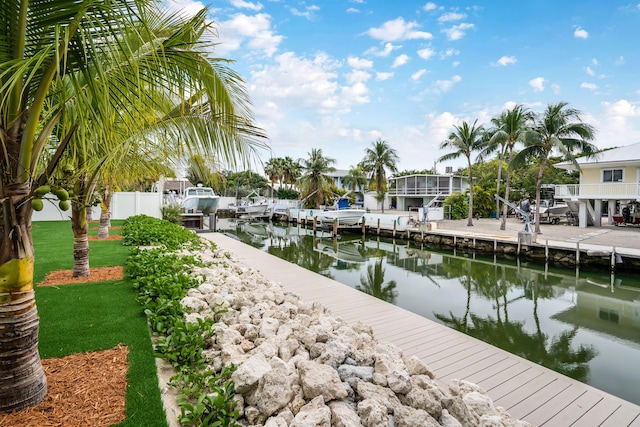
xmin=204 ymin=232 xmax=640 ymax=427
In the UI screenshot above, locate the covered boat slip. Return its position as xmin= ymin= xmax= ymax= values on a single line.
xmin=203 ymin=232 xmax=640 ymax=427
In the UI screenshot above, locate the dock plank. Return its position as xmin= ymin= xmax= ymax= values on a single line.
xmin=204 ymin=233 xmax=640 ymax=427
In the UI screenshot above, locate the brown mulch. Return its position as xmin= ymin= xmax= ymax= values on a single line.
xmin=87 ymin=235 xmax=123 ymax=241
xmin=39 ymin=266 xmax=124 ymax=287
xmin=0 ymin=345 xmax=129 ymax=427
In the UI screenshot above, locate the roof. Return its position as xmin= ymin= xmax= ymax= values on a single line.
xmin=555 ymin=142 xmax=640 ymax=171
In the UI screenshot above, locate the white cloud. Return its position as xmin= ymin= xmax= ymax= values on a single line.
xmin=586 ymin=66 xmax=595 ymax=76
xmin=592 ymin=58 xmax=599 ymax=65
xmin=552 ymin=84 xmax=561 ymax=94
xmin=423 ymin=2 xmax=438 ymax=11
xmin=581 ymin=82 xmax=598 ymax=90
xmin=345 ymin=70 xmax=371 ymax=85
xmin=366 ymin=17 xmax=433 ymax=41
xmin=438 ymin=12 xmax=466 ymax=22
xmin=430 ymin=75 xmax=462 ymax=93
xmin=574 ymin=26 xmax=589 ymax=39
xmin=615 ymin=56 xmax=625 ymax=65
xmin=442 ymin=23 xmax=474 ymax=41
xmin=598 ymin=100 xmax=640 ymax=146
xmin=442 ymin=48 xmax=459 ymax=57
xmin=289 ymin=5 xmax=320 ymax=20
xmin=412 ymin=69 xmax=427 ymax=81
xmin=376 ymin=72 xmax=394 ymax=81
xmin=529 ymin=77 xmax=545 ymax=92
xmin=230 ymin=0 xmax=263 ymax=11
xmin=249 ymin=51 xmax=369 ymax=118
xmin=346 ymin=7 xmax=359 ymax=13
xmin=164 ymin=0 xmax=206 ymax=16
xmin=214 ymin=13 xmax=283 ymax=57
xmin=495 ymin=55 xmax=517 ymax=66
xmin=417 ymin=47 xmax=435 ymax=60
xmin=347 ymin=56 xmax=373 ymax=69
xmin=392 ymin=54 xmax=410 ymax=68
xmin=365 ymin=42 xmax=399 ymax=58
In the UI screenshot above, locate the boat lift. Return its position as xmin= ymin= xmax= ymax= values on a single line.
xmin=420 ymin=192 xmax=443 ymax=223
xmin=494 ymin=194 xmax=533 ymax=234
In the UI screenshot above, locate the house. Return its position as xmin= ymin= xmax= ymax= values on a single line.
xmin=387 ymin=173 xmax=469 ymax=211
xmin=554 ymin=142 xmax=640 ymax=228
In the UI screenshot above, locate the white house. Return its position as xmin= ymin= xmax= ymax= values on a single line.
xmin=554 ymin=142 xmax=640 ymax=227
xmin=387 ymin=173 xmax=469 ymax=211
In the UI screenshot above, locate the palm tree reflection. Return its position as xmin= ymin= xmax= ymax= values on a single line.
xmin=356 ymin=259 xmax=398 ymax=303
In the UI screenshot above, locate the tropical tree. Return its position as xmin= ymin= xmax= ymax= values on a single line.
xmin=282 ymin=156 xmax=302 ymax=190
xmin=298 ymin=148 xmax=336 ymax=207
xmin=343 ymin=165 xmax=368 ymax=193
xmin=264 ymin=157 xmax=285 ymax=197
xmin=514 ymin=102 xmax=597 ymax=233
xmin=438 ymin=120 xmax=486 ymax=226
xmin=359 ymin=139 xmax=399 ymax=213
xmin=0 ymin=1 xmax=264 ymax=411
xmin=482 ymin=105 xmax=534 ymax=230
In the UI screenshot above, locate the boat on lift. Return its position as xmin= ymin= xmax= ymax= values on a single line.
xmin=320 ymin=192 xmax=366 ymax=226
xmin=181 ymin=184 xmax=220 ymax=214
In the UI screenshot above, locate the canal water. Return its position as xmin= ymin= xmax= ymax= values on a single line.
xmin=217 ymin=218 xmax=640 ymax=405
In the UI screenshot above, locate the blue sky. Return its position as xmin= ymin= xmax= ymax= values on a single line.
xmin=166 ymin=0 xmax=640 ymax=173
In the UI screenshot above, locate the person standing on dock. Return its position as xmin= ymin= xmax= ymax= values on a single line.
xmin=422 ymin=203 xmax=429 ymax=223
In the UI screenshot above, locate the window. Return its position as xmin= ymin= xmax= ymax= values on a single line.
xmin=602 ymin=169 xmax=623 ymax=182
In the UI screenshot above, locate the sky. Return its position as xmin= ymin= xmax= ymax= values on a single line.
xmin=165 ymin=0 xmax=640 ymax=173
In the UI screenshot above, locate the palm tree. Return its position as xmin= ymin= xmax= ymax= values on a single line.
xmin=482 ymin=105 xmax=534 ymax=230
xmin=514 ymin=102 xmax=597 ymax=233
xmin=438 ymin=120 xmax=486 ymax=226
xmin=264 ymin=157 xmax=285 ymax=197
xmin=0 ymin=2 xmax=264 ymax=411
xmin=282 ymin=156 xmax=302 ymax=190
xmin=298 ymin=149 xmax=336 ymax=207
xmin=343 ymin=165 xmax=369 ymax=194
xmin=360 ymin=139 xmax=399 ymax=213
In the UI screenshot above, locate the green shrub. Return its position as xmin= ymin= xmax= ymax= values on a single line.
xmin=123 ymin=219 xmax=239 ymax=426
xmin=276 ymin=188 xmax=300 ymax=200
xmin=162 ymin=204 xmax=183 ymax=224
xmin=444 ymin=192 xmax=469 ymax=220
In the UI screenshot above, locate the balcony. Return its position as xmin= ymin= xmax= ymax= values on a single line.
xmin=555 ymin=183 xmax=640 ymax=199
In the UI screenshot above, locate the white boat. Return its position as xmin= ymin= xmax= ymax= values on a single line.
xmin=321 ymin=208 xmax=366 ymax=226
xmin=534 ymin=199 xmax=570 ymax=224
xmin=314 ymin=240 xmax=367 ymax=263
xmin=230 ymin=197 xmax=271 ymax=218
xmin=181 ymin=185 xmax=220 ymax=214
xmin=320 ymin=193 xmax=366 ymax=226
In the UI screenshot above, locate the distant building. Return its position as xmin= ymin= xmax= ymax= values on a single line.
xmin=554 ymin=142 xmax=640 ymax=227
xmin=387 ymin=173 xmax=469 ymax=211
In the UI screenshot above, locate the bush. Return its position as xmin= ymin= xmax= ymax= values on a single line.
xmin=444 ymin=192 xmax=469 ymax=220
xmin=161 ymin=204 xmax=183 ymax=224
xmin=276 ymin=188 xmax=300 ymax=200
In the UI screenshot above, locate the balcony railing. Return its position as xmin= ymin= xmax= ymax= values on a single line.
xmin=555 ymin=183 xmax=640 ymax=199
xmin=387 ymin=187 xmax=462 ymax=196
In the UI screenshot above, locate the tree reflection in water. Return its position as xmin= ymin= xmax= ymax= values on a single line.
xmin=356 ymin=259 xmax=398 ymax=304
xmin=434 ymin=261 xmax=597 ymax=382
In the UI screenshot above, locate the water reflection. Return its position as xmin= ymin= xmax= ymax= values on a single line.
xmin=219 ymin=219 xmax=640 ymax=404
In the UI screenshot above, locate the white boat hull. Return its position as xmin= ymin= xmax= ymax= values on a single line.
xmin=321 ymin=209 xmax=366 ymax=226
xmin=181 ymin=187 xmax=220 ymax=214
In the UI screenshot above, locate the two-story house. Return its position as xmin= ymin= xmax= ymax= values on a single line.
xmin=387 ymin=173 xmax=469 ymax=211
xmin=554 ymin=142 xmax=640 ymax=228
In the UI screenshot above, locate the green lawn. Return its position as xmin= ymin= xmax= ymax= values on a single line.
xmin=33 ymin=220 xmax=168 ymax=427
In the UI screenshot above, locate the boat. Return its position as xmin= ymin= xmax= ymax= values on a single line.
xmin=314 ymin=239 xmax=367 ymax=263
xmin=320 ymin=194 xmax=366 ymax=226
xmin=230 ymin=192 xmax=271 ymax=218
xmin=181 ymin=185 xmax=220 ymax=214
xmin=534 ymin=199 xmax=570 ymax=224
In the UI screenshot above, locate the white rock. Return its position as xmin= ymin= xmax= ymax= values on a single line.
xmin=291 ymin=396 xmax=331 ymax=427
xmin=328 ymin=400 xmax=361 ymax=427
xmin=232 ymin=353 xmax=272 ymax=393
xmin=357 ymin=398 xmax=389 ymax=427
xmin=298 ymin=360 xmax=348 ymax=401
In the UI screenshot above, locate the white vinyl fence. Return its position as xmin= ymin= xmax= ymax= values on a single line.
xmin=32 ymin=191 xmax=163 ymax=221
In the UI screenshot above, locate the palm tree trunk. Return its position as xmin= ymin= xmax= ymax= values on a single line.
xmin=0 ymin=182 xmax=48 ymax=412
xmin=71 ymin=174 xmax=91 ymax=277
xmin=500 ymin=147 xmax=515 ymax=230
xmin=467 ymin=157 xmax=474 ymax=226
xmin=534 ymin=156 xmax=548 ymax=234
xmin=495 ymin=151 xmax=504 ymax=220
xmin=98 ymin=186 xmax=112 ymax=239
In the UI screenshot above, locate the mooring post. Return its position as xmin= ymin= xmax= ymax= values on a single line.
xmin=576 ymin=241 xmax=580 ymax=264
xmin=361 ymin=218 xmax=366 ymax=237
xmin=333 ymin=219 xmax=338 ymax=237
xmin=453 ymin=235 xmax=457 ymax=247
xmin=393 ymin=220 xmax=396 ymax=237
xmin=377 ymin=218 xmax=381 ymax=235
xmin=313 ymin=216 xmax=317 ymax=233
xmin=611 ymin=246 xmax=616 ymax=271
xmin=545 ymin=239 xmax=549 ymax=261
